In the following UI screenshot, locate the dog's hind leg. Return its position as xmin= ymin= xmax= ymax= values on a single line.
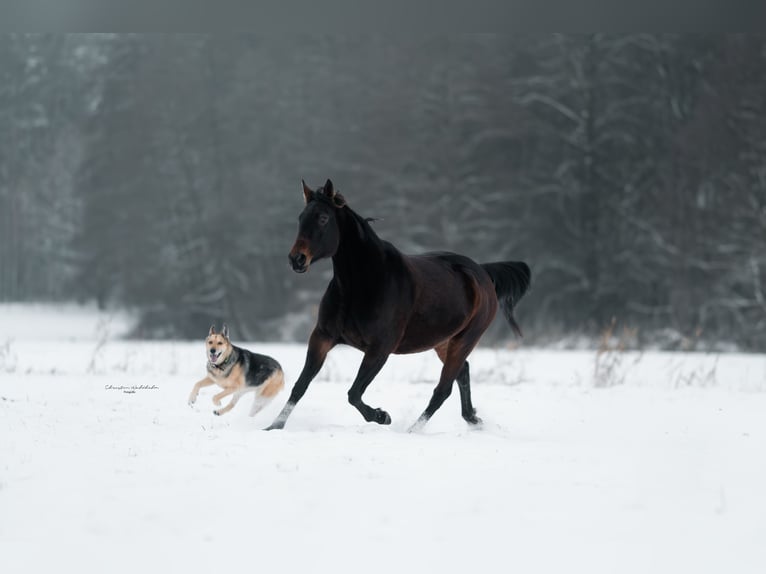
xmin=250 ymin=370 xmax=285 ymax=417
xmin=249 ymin=393 xmax=271 ymax=417
xmin=250 ymin=369 xmax=285 ymax=417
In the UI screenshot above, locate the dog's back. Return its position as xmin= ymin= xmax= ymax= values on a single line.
xmin=239 ymin=348 xmax=284 ymax=397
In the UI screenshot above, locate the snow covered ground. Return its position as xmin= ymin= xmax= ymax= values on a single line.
xmin=1 ymin=306 xmax=765 ymax=573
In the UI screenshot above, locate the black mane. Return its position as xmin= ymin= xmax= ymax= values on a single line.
xmin=339 ymin=203 xmax=381 ymax=244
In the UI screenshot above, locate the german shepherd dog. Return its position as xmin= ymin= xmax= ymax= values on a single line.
xmin=188 ymin=324 xmax=284 ymax=417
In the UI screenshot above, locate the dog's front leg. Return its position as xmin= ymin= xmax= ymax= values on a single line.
xmin=189 ymin=377 xmax=214 ymax=406
xmin=214 ymin=390 xmax=245 ymax=416
xmin=212 ymin=387 xmax=235 ymax=406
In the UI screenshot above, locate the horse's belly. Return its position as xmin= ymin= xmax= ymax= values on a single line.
xmin=394 ymin=338 xmax=447 ymax=354
xmin=394 ymin=312 xmax=466 ymax=354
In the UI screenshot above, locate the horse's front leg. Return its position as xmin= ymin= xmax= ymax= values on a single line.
xmin=347 ymin=350 xmax=392 ymax=425
xmin=265 ymin=329 xmax=335 ymax=430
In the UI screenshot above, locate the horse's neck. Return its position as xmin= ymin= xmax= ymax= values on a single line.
xmin=332 ymin=211 xmax=388 ymax=290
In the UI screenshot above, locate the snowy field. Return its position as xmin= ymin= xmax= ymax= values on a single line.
xmin=1 ymin=306 xmax=766 ymax=574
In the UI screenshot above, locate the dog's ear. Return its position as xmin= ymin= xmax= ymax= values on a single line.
xmin=209 ymin=324 xmax=216 ymax=336
xmin=222 ymin=323 xmax=229 ymax=339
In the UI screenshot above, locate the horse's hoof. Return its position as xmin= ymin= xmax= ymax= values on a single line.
xmin=374 ymin=409 xmax=392 ymax=425
xmin=408 ymin=416 xmax=428 ymax=433
xmin=264 ymin=421 xmax=285 ymax=431
xmin=465 ymin=414 xmax=483 ymax=427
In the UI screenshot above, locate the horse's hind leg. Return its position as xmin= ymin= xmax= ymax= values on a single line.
xmin=410 ymin=356 xmax=463 ymax=431
xmin=433 ymin=345 xmax=482 ymax=425
xmin=455 ymin=361 xmax=482 ymax=425
xmin=409 ymin=341 xmax=471 ymax=431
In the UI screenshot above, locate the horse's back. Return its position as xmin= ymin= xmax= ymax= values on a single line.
xmin=408 ymin=251 xmax=495 ymax=292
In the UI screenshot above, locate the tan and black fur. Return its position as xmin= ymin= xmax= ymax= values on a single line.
xmin=188 ymin=324 xmax=284 ymax=417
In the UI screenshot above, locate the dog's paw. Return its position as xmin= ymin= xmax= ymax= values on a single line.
xmin=188 ymin=397 xmax=197 ymax=407
xmin=213 ymin=409 xmax=222 ymax=416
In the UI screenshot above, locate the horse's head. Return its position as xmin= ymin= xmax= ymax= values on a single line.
xmin=288 ymin=179 xmax=346 ymax=273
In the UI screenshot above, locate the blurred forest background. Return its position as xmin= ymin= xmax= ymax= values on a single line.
xmin=1 ymin=34 xmax=765 ymax=349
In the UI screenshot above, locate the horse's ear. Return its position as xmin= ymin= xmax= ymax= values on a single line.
xmin=302 ymin=180 xmax=313 ymax=204
xmin=322 ymin=179 xmax=335 ymax=198
xmin=323 ymin=179 xmax=345 ymax=207
xmin=222 ymin=323 xmax=229 ymax=339
xmin=208 ymin=324 xmax=216 ymax=336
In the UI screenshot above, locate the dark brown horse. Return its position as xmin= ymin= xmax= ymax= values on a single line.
xmin=266 ymin=179 xmax=530 ymax=431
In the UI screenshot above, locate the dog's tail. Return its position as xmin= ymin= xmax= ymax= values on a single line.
xmin=481 ymin=261 xmax=531 ymax=337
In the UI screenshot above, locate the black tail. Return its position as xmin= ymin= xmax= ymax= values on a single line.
xmin=481 ymin=261 xmax=531 ymax=337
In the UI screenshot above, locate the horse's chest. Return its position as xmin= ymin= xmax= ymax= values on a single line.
xmin=322 ymin=279 xmax=412 ymax=351
xmin=334 ymin=317 xmax=368 ymax=350
xmin=331 ymin=307 xmax=375 ymax=350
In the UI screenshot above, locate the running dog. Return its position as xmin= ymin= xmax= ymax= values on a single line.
xmin=188 ymin=324 xmax=284 ymax=417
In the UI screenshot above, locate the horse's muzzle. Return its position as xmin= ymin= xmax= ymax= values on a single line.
xmin=289 ymin=251 xmax=309 ymax=273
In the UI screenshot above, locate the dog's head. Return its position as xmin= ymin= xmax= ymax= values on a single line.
xmin=206 ymin=324 xmax=232 ymax=365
